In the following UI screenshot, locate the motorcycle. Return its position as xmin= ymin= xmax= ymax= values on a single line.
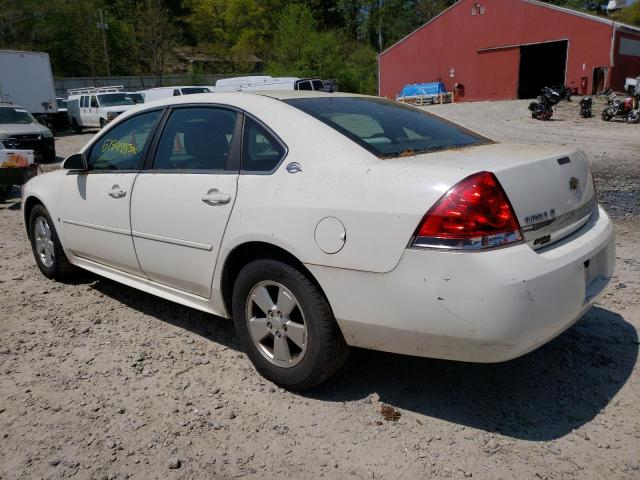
xmin=528 ymin=87 xmax=561 ymax=120
xmin=579 ymin=97 xmax=592 ymax=118
xmin=550 ymin=84 xmax=573 ymax=101
xmin=602 ymin=94 xmax=639 ymax=123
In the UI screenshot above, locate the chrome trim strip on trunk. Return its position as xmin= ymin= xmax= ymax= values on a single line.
xmin=523 ymin=197 xmax=597 ymax=249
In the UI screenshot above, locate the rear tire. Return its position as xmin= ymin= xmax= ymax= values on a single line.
xmin=232 ymin=259 xmax=350 ymax=390
xmin=0 ymin=185 xmax=8 ymax=203
xmin=28 ymin=204 xmax=76 ymax=280
xmin=100 ymin=118 xmax=107 ymax=128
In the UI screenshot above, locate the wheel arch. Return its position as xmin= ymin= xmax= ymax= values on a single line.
xmin=220 ymin=241 xmax=331 ymax=319
xmin=23 ymin=195 xmax=44 ymax=236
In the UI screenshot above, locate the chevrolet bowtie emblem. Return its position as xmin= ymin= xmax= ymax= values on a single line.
xmin=569 ymin=177 xmax=580 ymax=191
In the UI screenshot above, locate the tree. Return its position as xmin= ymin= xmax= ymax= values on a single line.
xmin=614 ymin=2 xmax=640 ymax=26
xmin=129 ymin=0 xmax=178 ymax=82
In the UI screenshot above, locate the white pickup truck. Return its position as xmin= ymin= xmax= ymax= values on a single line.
xmin=625 ymin=76 xmax=639 ymax=95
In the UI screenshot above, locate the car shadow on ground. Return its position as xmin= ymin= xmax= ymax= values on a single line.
xmin=81 ymin=274 xmax=636 ymax=442
xmin=310 ymin=306 xmax=637 ymax=442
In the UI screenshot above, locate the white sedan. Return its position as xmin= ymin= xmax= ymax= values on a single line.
xmin=22 ymin=92 xmax=615 ymax=389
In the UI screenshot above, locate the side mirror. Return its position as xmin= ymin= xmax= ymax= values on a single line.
xmin=63 ymin=153 xmax=88 ymax=171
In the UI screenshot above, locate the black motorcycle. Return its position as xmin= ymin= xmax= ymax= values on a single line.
xmin=550 ymin=84 xmax=573 ymax=101
xmin=528 ymin=87 xmax=561 ymax=120
xmin=579 ymin=97 xmax=592 ymax=118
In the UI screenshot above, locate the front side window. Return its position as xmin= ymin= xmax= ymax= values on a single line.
xmin=173 ymin=89 xmax=181 ymax=96
xmin=312 ymin=80 xmax=325 ymax=90
xmin=283 ymin=97 xmax=490 ymax=158
xmin=87 ymin=110 xmax=161 ymax=171
xmin=90 ymin=96 xmax=98 ymax=108
xmin=242 ymin=117 xmax=285 ymax=172
xmin=297 ymin=81 xmax=313 ymax=91
xmin=153 ymin=107 xmax=237 ymax=171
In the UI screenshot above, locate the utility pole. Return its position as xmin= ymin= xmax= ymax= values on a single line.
xmin=97 ymin=9 xmax=111 ymax=77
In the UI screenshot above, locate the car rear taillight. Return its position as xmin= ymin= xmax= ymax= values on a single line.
xmin=412 ymin=171 xmax=523 ymax=250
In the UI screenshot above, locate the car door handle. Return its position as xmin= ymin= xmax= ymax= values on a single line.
xmin=201 ymin=191 xmax=231 ymax=206
xmin=108 ymin=186 xmax=127 ymax=198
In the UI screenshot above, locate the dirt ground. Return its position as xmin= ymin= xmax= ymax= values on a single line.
xmin=1 ymin=98 xmax=639 ymax=480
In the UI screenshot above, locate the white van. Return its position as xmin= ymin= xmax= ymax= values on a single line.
xmin=215 ymin=76 xmax=331 ymax=92
xmin=142 ymin=86 xmax=212 ymax=103
xmin=67 ymin=86 xmax=136 ymax=133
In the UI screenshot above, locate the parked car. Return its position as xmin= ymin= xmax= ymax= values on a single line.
xmin=624 ymin=75 xmax=639 ymax=95
xmin=0 ymin=102 xmax=55 ymax=163
xmin=215 ymin=76 xmax=331 ymax=92
xmin=46 ymin=97 xmax=70 ymax=131
xmin=67 ymin=87 xmax=136 ymax=133
xmin=22 ymin=91 xmax=615 ymax=390
xmin=125 ymin=92 xmax=145 ymax=104
xmin=142 ymin=86 xmax=212 ymax=103
xmin=0 ymin=140 xmax=36 ymax=202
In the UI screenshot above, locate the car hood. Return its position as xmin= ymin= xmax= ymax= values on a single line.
xmin=0 ymin=123 xmax=51 ymax=136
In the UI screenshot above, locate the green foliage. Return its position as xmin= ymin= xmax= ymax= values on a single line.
xmin=614 ymin=2 xmax=640 ymax=26
xmin=267 ymin=3 xmax=377 ymax=94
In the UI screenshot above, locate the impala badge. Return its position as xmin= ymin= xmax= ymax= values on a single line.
xmin=569 ymin=177 xmax=580 ymax=191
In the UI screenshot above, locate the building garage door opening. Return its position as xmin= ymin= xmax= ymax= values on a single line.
xmin=518 ymin=41 xmax=568 ymax=99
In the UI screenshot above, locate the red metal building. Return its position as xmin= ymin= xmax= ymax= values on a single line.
xmin=378 ymin=0 xmax=640 ymax=102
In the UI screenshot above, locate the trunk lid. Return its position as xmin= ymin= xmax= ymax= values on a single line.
xmin=405 ymin=143 xmax=596 ymax=249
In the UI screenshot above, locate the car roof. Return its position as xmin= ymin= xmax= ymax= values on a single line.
xmin=251 ymin=91 xmax=361 ymax=100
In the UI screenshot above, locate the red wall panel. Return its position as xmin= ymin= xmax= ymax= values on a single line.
xmin=613 ymin=31 xmax=640 ymax=92
xmin=379 ymin=0 xmax=618 ymax=102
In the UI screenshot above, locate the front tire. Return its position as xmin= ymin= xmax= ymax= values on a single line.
xmin=232 ymin=259 xmax=349 ymax=390
xmin=28 ymin=204 xmax=75 ymax=280
xmin=72 ymin=118 xmax=82 ymax=134
xmin=602 ymin=109 xmax=613 ymax=121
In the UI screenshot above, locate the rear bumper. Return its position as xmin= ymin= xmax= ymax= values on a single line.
xmin=307 ymin=205 xmax=615 ymax=362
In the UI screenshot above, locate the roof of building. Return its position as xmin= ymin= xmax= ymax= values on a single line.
xmin=379 ymin=0 xmax=640 ymax=57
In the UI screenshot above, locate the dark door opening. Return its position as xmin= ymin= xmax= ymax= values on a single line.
xmin=592 ymin=67 xmax=607 ymax=94
xmin=518 ymin=40 xmax=567 ymax=99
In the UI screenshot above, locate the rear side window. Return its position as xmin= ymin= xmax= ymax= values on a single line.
xmin=87 ymin=110 xmax=161 ymax=171
xmin=242 ymin=117 xmax=285 ymax=172
xmin=283 ymin=97 xmax=490 ymax=158
xmin=153 ymin=107 xmax=237 ymax=171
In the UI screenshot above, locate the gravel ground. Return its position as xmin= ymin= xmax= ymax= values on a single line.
xmin=1 ymin=98 xmax=639 ymax=480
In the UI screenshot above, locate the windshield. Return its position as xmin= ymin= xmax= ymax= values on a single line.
xmin=0 ymin=107 xmax=37 ymax=125
xmin=97 ymin=93 xmax=135 ymax=107
xmin=125 ymin=93 xmax=144 ymax=104
xmin=180 ymin=87 xmax=210 ymax=95
xmin=284 ymin=97 xmax=490 ymax=158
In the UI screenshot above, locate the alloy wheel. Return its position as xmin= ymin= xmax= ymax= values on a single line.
xmin=34 ymin=216 xmax=55 ymax=268
xmin=245 ymin=281 xmax=308 ymax=368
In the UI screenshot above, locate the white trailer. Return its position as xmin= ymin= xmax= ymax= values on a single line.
xmin=0 ymin=50 xmax=58 ymax=115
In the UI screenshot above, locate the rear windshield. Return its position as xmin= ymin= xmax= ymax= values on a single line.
xmin=284 ymin=97 xmax=490 ymax=157
xmin=0 ymin=107 xmax=37 ymax=125
xmin=97 ymin=94 xmax=135 ymax=107
xmin=181 ymin=87 xmax=210 ymax=95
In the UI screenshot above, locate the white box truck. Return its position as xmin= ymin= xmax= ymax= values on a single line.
xmin=0 ymin=50 xmax=58 ymax=118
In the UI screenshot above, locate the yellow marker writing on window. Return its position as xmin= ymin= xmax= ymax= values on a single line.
xmin=102 ymin=139 xmax=138 ymax=156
